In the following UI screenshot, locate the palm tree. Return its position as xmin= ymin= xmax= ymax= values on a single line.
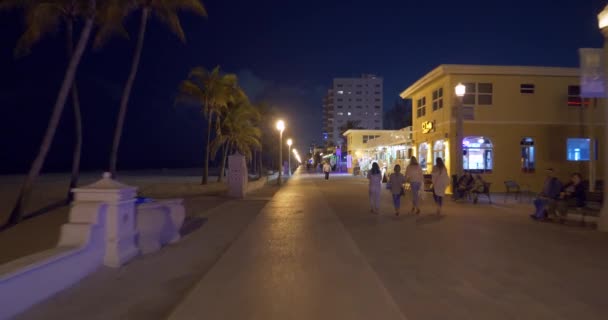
xmin=212 ymin=96 xmax=261 ymax=182
xmin=1 ymin=0 xmax=98 ymax=227
xmin=176 ymin=66 xmax=240 ymax=184
xmin=2 ymin=1 xmax=85 ymax=202
xmin=107 ymin=0 xmax=207 ymax=177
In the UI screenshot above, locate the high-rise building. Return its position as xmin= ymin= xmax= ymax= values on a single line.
xmin=322 ymin=74 xmax=383 ymax=145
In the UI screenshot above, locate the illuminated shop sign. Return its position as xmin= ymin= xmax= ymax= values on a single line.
xmin=422 ymin=121 xmax=435 ymax=134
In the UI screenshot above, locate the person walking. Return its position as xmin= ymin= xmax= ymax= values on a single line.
xmin=388 ymin=164 xmax=407 ymax=216
xmin=367 ymin=162 xmax=383 ymax=214
xmin=405 ymin=156 xmax=424 ymax=215
xmin=431 ymin=157 xmax=450 ymax=215
xmin=323 ymin=161 xmax=331 ymax=180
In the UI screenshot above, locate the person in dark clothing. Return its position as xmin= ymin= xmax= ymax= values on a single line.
xmin=453 ymin=172 xmax=474 ymax=200
xmin=555 ymin=173 xmax=586 ymax=220
xmin=531 ymin=168 xmax=562 ymax=220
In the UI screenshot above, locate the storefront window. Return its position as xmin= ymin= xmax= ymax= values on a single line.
xmin=566 ymin=138 xmax=591 ymax=161
xmin=418 ymin=143 xmax=429 ymax=172
xmin=463 ymin=136 xmax=493 ymax=173
xmin=433 ymin=140 xmax=445 ymax=165
xmin=521 ymin=137 xmax=535 ymax=173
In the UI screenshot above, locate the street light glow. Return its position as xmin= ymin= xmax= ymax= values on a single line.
xmin=276 ymin=120 xmax=285 ymax=132
xmin=599 ymin=5 xmax=608 ymax=29
xmin=287 ymin=138 xmax=292 ymax=146
xmin=455 ymin=83 xmax=466 ymax=97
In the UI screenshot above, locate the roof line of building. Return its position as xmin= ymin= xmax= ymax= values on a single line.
xmin=399 ymin=64 xmax=580 ymax=99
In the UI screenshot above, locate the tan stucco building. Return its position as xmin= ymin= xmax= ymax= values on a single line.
xmin=400 ymin=64 xmax=605 ymax=192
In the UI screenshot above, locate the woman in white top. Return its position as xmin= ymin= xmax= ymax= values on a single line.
xmin=367 ymin=162 xmax=383 ymax=214
xmin=431 ymin=157 xmax=450 ymax=215
xmin=388 ymin=164 xmax=407 ymax=216
xmin=405 ymin=156 xmax=424 ymax=215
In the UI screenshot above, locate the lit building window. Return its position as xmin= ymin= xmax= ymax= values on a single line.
xmin=433 ymin=140 xmax=445 ymax=165
xmin=347 ymin=112 xmax=352 ymax=116
xmin=521 ymin=137 xmax=535 ymax=172
xmin=337 ymin=90 xmax=344 ymax=94
xmin=463 ymin=136 xmax=493 ymax=172
xmin=337 ymin=112 xmax=344 ymax=116
xmin=567 ymin=138 xmax=591 ymax=161
xmin=418 ymin=143 xmax=429 ymax=172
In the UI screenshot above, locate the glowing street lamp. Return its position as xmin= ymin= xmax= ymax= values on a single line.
xmin=276 ymin=120 xmax=285 ymax=186
xmin=287 ymin=138 xmax=293 ymax=176
xmin=596 ymin=6 xmax=608 ymax=231
xmin=454 ymin=83 xmax=466 ymax=177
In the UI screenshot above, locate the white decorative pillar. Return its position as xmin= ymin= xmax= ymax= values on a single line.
xmin=228 ymin=153 xmax=248 ymax=198
xmin=71 ymin=172 xmax=139 ymax=267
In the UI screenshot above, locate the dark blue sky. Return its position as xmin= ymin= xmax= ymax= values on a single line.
xmin=0 ymin=0 xmax=605 ymax=173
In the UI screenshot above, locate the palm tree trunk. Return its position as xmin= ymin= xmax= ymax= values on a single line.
xmin=202 ymin=110 xmax=212 ymax=184
xmin=109 ymin=7 xmax=150 ymax=177
xmin=5 ymin=11 xmax=95 ymax=227
xmin=217 ymin=142 xmax=229 ymax=182
xmin=66 ymin=19 xmax=83 ymax=202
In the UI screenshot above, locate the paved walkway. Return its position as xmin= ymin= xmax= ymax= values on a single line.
xmin=13 ymin=171 xmax=608 ymax=319
xmin=317 ymin=174 xmax=608 ymax=320
xmin=169 ymin=173 xmax=406 ymax=320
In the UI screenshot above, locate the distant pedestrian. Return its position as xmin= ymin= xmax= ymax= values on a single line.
xmin=405 ymin=156 xmax=424 ymax=215
xmin=323 ymin=162 xmax=331 ymax=180
xmin=431 ymin=157 xmax=450 ymax=215
xmin=367 ymin=162 xmax=382 ymax=214
xmin=389 ymin=164 xmax=407 ymax=216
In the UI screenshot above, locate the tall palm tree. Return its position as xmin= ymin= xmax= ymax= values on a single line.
xmin=2 ymin=1 xmax=85 ymax=202
xmin=107 ymin=0 xmax=207 ymax=177
xmin=212 ymin=96 xmax=261 ymax=182
xmin=176 ymin=66 xmax=240 ymax=184
xmin=1 ymin=0 xmax=98 ymax=227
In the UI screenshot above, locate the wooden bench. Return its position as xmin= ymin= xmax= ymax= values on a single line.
xmin=504 ymin=180 xmax=531 ymax=203
xmin=558 ymin=191 xmax=602 ymax=226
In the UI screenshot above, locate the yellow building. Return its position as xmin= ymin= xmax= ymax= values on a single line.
xmin=400 ymin=64 xmax=605 ymax=192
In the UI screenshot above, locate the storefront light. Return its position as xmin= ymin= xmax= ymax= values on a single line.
xmin=478 ymin=138 xmax=484 ymax=144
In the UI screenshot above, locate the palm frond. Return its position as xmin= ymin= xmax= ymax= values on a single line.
xmin=14 ymin=3 xmax=63 ymax=57
xmin=93 ymin=0 xmax=133 ymax=48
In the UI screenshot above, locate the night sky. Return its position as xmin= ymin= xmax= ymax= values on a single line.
xmin=0 ymin=0 xmax=605 ymax=174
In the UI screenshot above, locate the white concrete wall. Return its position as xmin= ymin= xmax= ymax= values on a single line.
xmin=0 ymin=208 xmax=106 ymax=320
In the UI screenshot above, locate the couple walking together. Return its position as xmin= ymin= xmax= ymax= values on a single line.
xmin=367 ymin=157 xmax=450 ymax=216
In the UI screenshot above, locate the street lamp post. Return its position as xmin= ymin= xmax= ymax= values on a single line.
xmin=287 ymin=139 xmax=293 ymax=176
xmin=454 ymin=83 xmax=466 ymax=178
xmin=597 ymin=6 xmax=608 ymax=231
xmin=276 ymin=120 xmax=285 ymax=186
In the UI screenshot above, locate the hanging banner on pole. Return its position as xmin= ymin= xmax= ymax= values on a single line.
xmin=579 ymin=48 xmax=605 ymax=98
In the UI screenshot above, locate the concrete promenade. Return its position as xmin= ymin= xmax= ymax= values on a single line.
xmin=11 ymin=170 xmax=608 ymax=319
xmin=169 ymin=173 xmax=406 ymax=320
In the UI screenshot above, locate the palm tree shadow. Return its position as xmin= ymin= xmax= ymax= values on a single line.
xmin=415 ymin=214 xmax=445 ymax=226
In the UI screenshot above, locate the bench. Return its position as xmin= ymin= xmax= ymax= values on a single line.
xmin=472 ymin=182 xmax=492 ymax=204
xmin=557 ymin=191 xmax=602 ymax=226
xmin=504 ymin=180 xmax=531 ymax=203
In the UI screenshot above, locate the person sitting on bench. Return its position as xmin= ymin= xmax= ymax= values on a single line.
xmin=454 ymin=172 xmax=474 ymax=200
xmin=555 ymin=173 xmax=586 ymax=220
xmin=530 ymin=168 xmax=562 ymax=221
